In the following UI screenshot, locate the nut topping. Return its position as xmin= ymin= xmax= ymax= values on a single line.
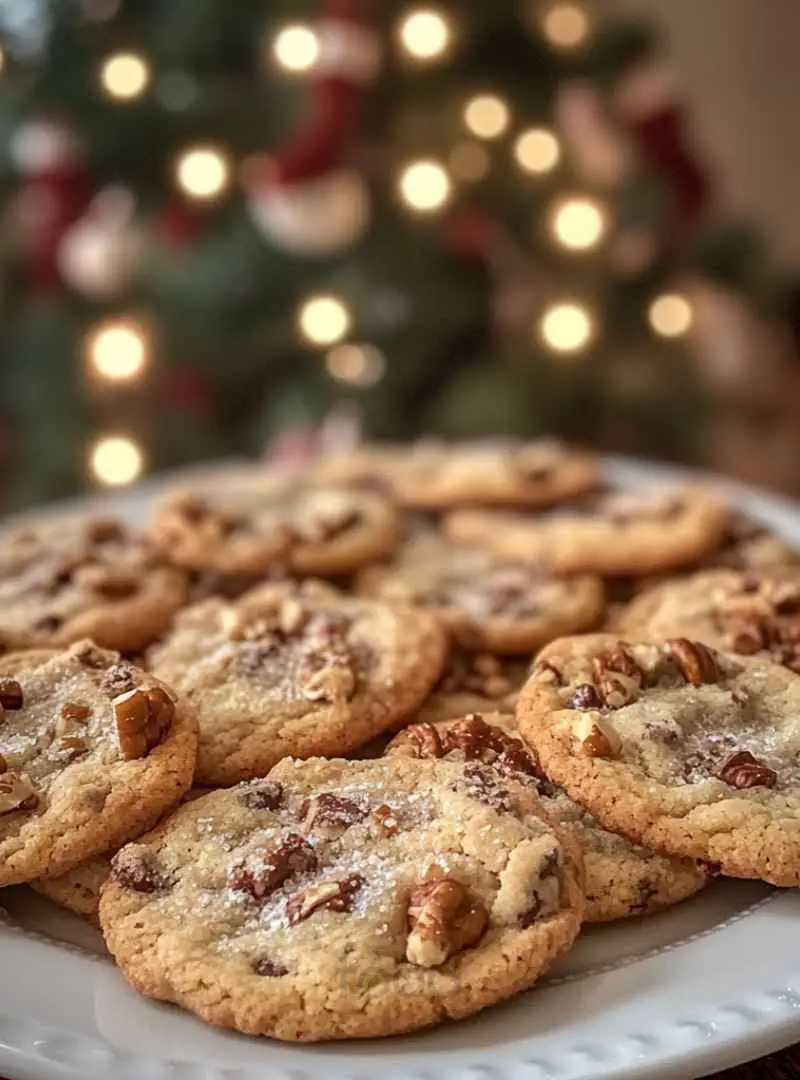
xmin=461 ymin=761 xmax=514 ymax=812
xmin=592 ymin=644 xmax=643 ymax=685
xmin=666 ymin=638 xmax=719 ymax=686
xmin=241 ymin=781 xmax=284 ymax=811
xmin=113 ymin=686 xmax=175 ymax=761
xmin=372 ymin=804 xmax=401 ymax=836
xmin=229 ymin=834 xmax=317 ymax=901
xmin=111 ymin=848 xmax=174 ymax=892
xmin=715 ymin=750 xmax=778 ymax=790
xmin=300 ymin=659 xmax=356 ymax=703
xmin=406 ymin=875 xmax=488 ymax=968
xmin=0 ymin=679 xmax=24 ymax=711
xmin=574 ymin=712 xmax=621 ymax=758
xmin=566 ymin=683 xmax=602 ymax=710
xmin=286 ymin=874 xmax=365 ymax=924
xmin=0 ymin=771 xmax=38 ymax=814
xmin=300 ymin=793 xmax=369 ymax=833
xmin=398 ymin=722 xmax=443 ymax=759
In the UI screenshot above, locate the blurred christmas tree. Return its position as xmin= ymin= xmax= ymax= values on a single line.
xmin=1 ymin=0 xmax=799 ymax=507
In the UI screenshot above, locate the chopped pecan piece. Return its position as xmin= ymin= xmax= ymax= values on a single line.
xmin=574 ymin=713 xmax=621 ymax=758
xmin=241 ymin=781 xmax=284 ymax=811
xmin=111 ymin=848 xmax=174 ymax=892
xmin=666 ymin=638 xmax=719 ymax=686
xmin=397 ymin=722 xmax=443 ymax=759
xmin=372 ymin=804 xmax=401 ymax=836
xmin=300 ymin=793 xmax=368 ymax=833
xmin=406 ymin=876 xmax=488 ymax=968
xmin=61 ymin=702 xmax=91 ymax=723
xmin=535 ymin=660 xmax=563 ymax=686
xmin=592 ymin=645 xmax=642 ymax=685
xmin=300 ymin=654 xmax=356 ymax=703
xmin=229 ymin=834 xmax=317 ymax=901
xmin=286 ymin=873 xmax=365 ymax=924
xmin=442 ymin=714 xmax=497 ymax=761
xmin=0 ymin=679 xmax=24 ymax=711
xmin=113 ymin=686 xmax=175 ymax=760
xmin=597 ymin=674 xmax=636 ymax=709
xmin=0 ymin=771 xmax=38 ymax=814
xmin=461 ymin=761 xmax=513 ymax=812
xmin=715 ymin=750 xmax=777 ymax=790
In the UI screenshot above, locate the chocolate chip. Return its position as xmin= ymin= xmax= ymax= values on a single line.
xmin=102 ymin=664 xmax=137 ymax=696
xmin=461 ymin=762 xmax=513 ymax=813
xmin=111 ymin=851 xmax=174 ymax=893
xmin=301 ymin=793 xmax=368 ymax=831
xmin=253 ymin=958 xmax=289 ymax=977
xmin=566 ymin=683 xmax=602 ymax=710
xmin=0 ymin=679 xmax=23 ymax=710
xmin=519 ymin=896 xmax=542 ymax=928
xmin=241 ymin=781 xmax=284 ymax=811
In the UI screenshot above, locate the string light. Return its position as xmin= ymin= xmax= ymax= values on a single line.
xmin=649 ymin=293 xmax=693 ymax=338
xmin=398 ymin=8 xmax=451 ymax=62
xmin=326 ymin=343 xmax=386 ymax=387
xmin=100 ymin=52 xmax=150 ymax=100
xmin=175 ymin=145 xmax=230 ymax=201
xmin=542 ymin=3 xmax=590 ymax=50
xmin=463 ymin=94 xmax=510 ymax=140
xmin=272 ymin=23 xmax=319 ymax=73
xmin=86 ymin=320 xmax=149 ymax=382
xmin=299 ymin=295 xmax=351 ymax=346
xmin=550 ymin=196 xmax=607 ymax=252
xmin=0 ymin=46 xmax=5 ymax=74
xmin=515 ymin=128 xmax=560 ymax=174
xmin=539 ymin=302 xmax=595 ymax=355
xmin=89 ymin=435 xmax=144 ymax=487
xmin=398 ymin=159 xmax=452 ymax=213
xmin=449 ymin=142 xmax=489 ymax=182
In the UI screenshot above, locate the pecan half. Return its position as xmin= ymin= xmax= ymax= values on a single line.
xmin=300 ymin=793 xmax=368 ymax=833
xmin=715 ymin=750 xmax=777 ymax=790
xmin=395 ymin=722 xmax=443 ymax=759
xmin=574 ymin=713 xmax=621 ymax=758
xmin=0 ymin=771 xmax=38 ymax=814
xmin=666 ymin=638 xmax=719 ymax=686
xmin=229 ymin=834 xmax=317 ymax=901
xmin=113 ymin=686 xmax=175 ymax=760
xmin=592 ymin=645 xmax=642 ymax=685
xmin=241 ymin=781 xmax=284 ymax=811
xmin=406 ymin=876 xmax=488 ymax=968
xmin=110 ymin=848 xmax=174 ymax=892
xmin=286 ymin=873 xmax=365 ymax=924
xmin=566 ymin=683 xmax=602 ymax=710
xmin=0 ymin=679 xmax=24 ymax=711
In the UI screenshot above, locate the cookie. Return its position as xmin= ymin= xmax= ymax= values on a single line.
xmin=0 ymin=515 xmax=187 ymax=654
xmin=417 ymin=650 xmax=530 ymax=725
xmin=151 ymin=470 xmax=398 ymax=577
xmin=98 ymin=755 xmax=584 ymax=1041
xmin=31 ymin=854 xmax=109 ymax=925
xmin=0 ymin=641 xmax=197 ymax=886
xmin=518 ymin=634 xmax=800 ymax=886
xmin=386 ymin=713 xmax=706 ymax=923
xmin=618 ymin=567 xmax=800 ymax=672
xmin=357 ymin=531 xmax=604 ymax=654
xmin=148 ymin=580 xmax=447 ymax=786
xmin=701 ymin=511 xmax=799 ymax=571
xmin=445 ymin=487 xmax=730 ymax=576
xmin=319 ymin=439 xmax=599 ymax=510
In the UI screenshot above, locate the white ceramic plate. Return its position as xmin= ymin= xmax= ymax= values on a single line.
xmin=2 ymin=456 xmax=800 ymax=1080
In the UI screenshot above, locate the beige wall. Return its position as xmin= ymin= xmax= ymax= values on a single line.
xmin=608 ymin=0 xmax=800 ymax=264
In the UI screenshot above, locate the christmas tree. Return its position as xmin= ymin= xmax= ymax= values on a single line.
xmin=0 ymin=0 xmax=796 ymax=508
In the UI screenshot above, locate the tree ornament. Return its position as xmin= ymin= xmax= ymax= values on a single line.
xmin=58 ymin=186 xmax=141 ymax=299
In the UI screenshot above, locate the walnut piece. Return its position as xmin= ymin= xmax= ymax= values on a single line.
xmin=0 ymin=771 xmax=38 ymax=814
xmin=667 ymin=638 xmax=719 ymax=686
xmin=300 ymin=793 xmax=368 ymax=833
xmin=406 ymin=875 xmax=488 ymax=968
xmin=286 ymin=873 xmax=365 ymax=924
xmin=397 ymin=722 xmax=443 ymax=759
xmin=113 ymin=686 xmax=175 ymax=760
xmin=0 ymin=678 xmax=24 ymax=711
xmin=715 ymin=750 xmax=777 ymax=790
xmin=301 ymin=659 xmax=356 ymax=703
xmin=229 ymin=834 xmax=317 ymax=901
xmin=574 ymin=712 xmax=621 ymax=758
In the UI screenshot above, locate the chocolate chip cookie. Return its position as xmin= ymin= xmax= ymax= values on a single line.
xmin=148 ymin=580 xmax=447 ymax=786
xmin=618 ymin=567 xmax=800 ymax=672
xmin=0 ymin=641 xmax=197 ymax=885
xmin=0 ymin=515 xmax=187 ymax=654
xmin=386 ymin=713 xmax=706 ymax=923
xmin=320 ymin=438 xmax=599 ymax=510
xmin=98 ymin=755 xmax=583 ymax=1040
xmin=445 ymin=487 xmax=730 ymax=575
xmin=519 ymin=634 xmax=800 ymax=886
xmin=151 ymin=470 xmax=398 ymax=577
xmin=700 ymin=511 xmax=799 ymax=571
xmin=357 ymin=532 xmax=604 ymax=654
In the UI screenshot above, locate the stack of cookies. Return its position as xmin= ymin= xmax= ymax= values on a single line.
xmin=0 ymin=440 xmax=798 ymax=1043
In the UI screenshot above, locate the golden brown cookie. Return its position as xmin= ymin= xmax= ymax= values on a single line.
xmin=99 ymin=755 xmax=583 ymax=1041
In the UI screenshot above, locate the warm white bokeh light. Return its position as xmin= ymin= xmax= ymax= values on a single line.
xmin=398 ymin=8 xmax=451 ymax=61
xmin=90 ymin=435 xmax=144 ymax=487
xmin=539 ymin=302 xmax=594 ymax=354
xmin=272 ymin=24 xmax=320 ymax=73
xmin=299 ymin=295 xmax=352 ymax=346
xmin=449 ymin=142 xmax=489 ymax=182
xmin=100 ymin=52 xmax=150 ymax=100
xmin=550 ymin=197 xmax=607 ymax=251
xmin=542 ymin=3 xmax=590 ymax=49
xmin=326 ymin=343 xmax=386 ymax=386
xmin=87 ymin=320 xmax=148 ymax=382
xmin=649 ymin=293 xmax=694 ymax=338
xmin=515 ymin=128 xmax=560 ymax=174
xmin=398 ymin=159 xmax=452 ymax=213
xmin=463 ymin=94 xmax=510 ymax=140
xmin=175 ymin=146 xmax=230 ymax=200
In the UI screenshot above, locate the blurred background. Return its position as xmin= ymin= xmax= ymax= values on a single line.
xmin=1 ymin=0 xmax=800 ymax=509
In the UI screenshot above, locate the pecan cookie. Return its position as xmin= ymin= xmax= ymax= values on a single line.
xmin=0 ymin=515 xmax=187 ymax=654
xmin=98 ymin=755 xmax=583 ymax=1040
xmin=31 ymin=854 xmax=109 ymax=925
xmin=386 ymin=713 xmax=706 ymax=923
xmin=618 ymin=567 xmax=800 ymax=672
xmin=319 ymin=438 xmax=599 ymax=510
xmin=518 ymin=634 xmax=800 ymax=886
xmin=357 ymin=532 xmax=604 ymax=654
xmin=417 ymin=650 xmax=530 ymax=725
xmin=0 ymin=641 xmax=197 ymax=885
xmin=701 ymin=511 xmax=799 ymax=571
xmin=445 ymin=487 xmax=730 ymax=575
xmin=148 ymin=580 xmax=447 ymax=786
xmin=150 ymin=470 xmax=398 ymax=577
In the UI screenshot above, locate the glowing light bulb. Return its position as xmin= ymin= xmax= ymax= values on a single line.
xmin=100 ymin=52 xmax=150 ymax=100
xmin=398 ymin=8 xmax=451 ymax=61
xmin=550 ymin=197 xmax=607 ymax=252
xmin=89 ymin=435 xmax=144 ymax=487
xmin=449 ymin=142 xmax=490 ymax=182
xmin=542 ymin=3 xmax=590 ymax=49
xmin=87 ymin=320 xmax=148 ymax=382
xmin=272 ymin=23 xmax=319 ymax=73
xmin=463 ymin=94 xmax=510 ymax=140
xmin=515 ymin=128 xmax=560 ymax=174
xmin=175 ymin=146 xmax=230 ymax=201
xmin=539 ymin=302 xmax=594 ymax=355
xmin=649 ymin=293 xmax=693 ymax=338
xmin=398 ymin=159 xmax=452 ymax=213
xmin=326 ymin=343 xmax=386 ymax=386
xmin=299 ymin=295 xmax=351 ymax=346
